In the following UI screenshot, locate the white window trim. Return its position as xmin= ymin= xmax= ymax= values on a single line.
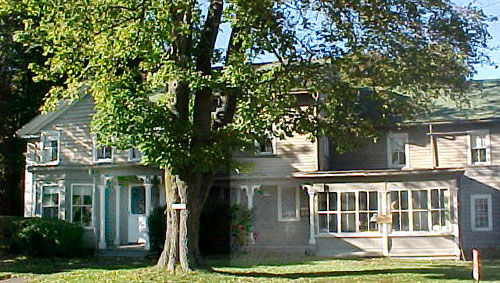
xmin=93 ymin=142 xmax=114 ymax=164
xmin=39 ymin=131 xmax=61 ymax=166
xmin=387 ymin=133 xmax=409 ymax=169
xmin=255 ymin=138 xmax=276 ymax=156
xmin=277 ymin=186 xmax=300 ymax=222
xmin=314 ymin=187 xmax=453 ymax=238
xmin=467 ymin=130 xmax=491 ymax=166
xmin=471 ymin=194 xmax=493 ymax=232
xmin=40 ymin=183 xmax=61 ymax=220
xmin=389 ymin=187 xmax=452 ymax=236
xmin=128 ymin=148 xmax=142 ymax=162
xmin=70 ymin=183 xmax=94 ymax=229
xmin=316 ymin=189 xmax=381 ymax=237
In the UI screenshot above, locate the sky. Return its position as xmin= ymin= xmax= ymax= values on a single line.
xmin=214 ymin=1 xmax=500 ymax=80
xmin=454 ymin=0 xmax=500 ymax=79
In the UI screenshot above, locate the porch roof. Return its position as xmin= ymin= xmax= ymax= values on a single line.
xmin=293 ymin=168 xmax=465 ymax=178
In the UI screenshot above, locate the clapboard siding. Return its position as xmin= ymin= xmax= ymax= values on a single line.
xmin=232 ymin=134 xmax=317 ymax=178
xmin=331 ymin=137 xmax=388 ymax=170
xmin=409 ymin=126 xmax=432 ymax=169
xmin=459 ymin=167 xmax=500 ymax=251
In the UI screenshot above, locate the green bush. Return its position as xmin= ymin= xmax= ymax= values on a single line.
xmin=0 ymin=216 xmax=22 ymax=252
xmin=13 ymin=218 xmax=83 ymax=257
xmin=148 ymin=205 xmax=166 ymax=253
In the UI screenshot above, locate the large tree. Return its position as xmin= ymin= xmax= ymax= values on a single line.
xmin=1 ymin=0 xmax=491 ymax=270
xmin=0 ymin=9 xmax=50 ymax=215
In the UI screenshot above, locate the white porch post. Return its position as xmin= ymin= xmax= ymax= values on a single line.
xmin=381 ymin=185 xmax=389 ymax=256
xmin=451 ymin=187 xmax=460 ymax=257
xmin=98 ymin=184 xmax=106 ymax=249
xmin=138 ymin=175 xmax=154 ymax=250
xmin=114 ymin=185 xmax=121 ymax=246
xmin=305 ymin=186 xmax=316 ymax=245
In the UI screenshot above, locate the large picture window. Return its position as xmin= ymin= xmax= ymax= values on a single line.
xmin=42 ymin=185 xmax=59 ymax=219
xmin=318 ymin=191 xmax=379 ymax=234
xmin=390 ymin=188 xmax=450 ymax=233
xmin=71 ymin=184 xmax=93 ymax=227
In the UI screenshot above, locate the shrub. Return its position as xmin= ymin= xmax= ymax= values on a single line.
xmin=148 ymin=205 xmax=166 ymax=253
xmin=0 ymin=216 xmax=21 ymax=252
xmin=13 ymin=218 xmax=83 ymax=257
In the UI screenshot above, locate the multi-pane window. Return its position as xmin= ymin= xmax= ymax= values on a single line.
xmin=129 ymin=148 xmax=142 ymax=162
xmin=256 ymin=138 xmax=274 ymax=155
xmin=318 ymin=191 xmax=378 ymax=234
xmin=469 ymin=131 xmax=490 ymax=165
xmin=390 ymin=189 xmax=450 ymax=233
xmin=278 ymin=186 xmax=300 ymax=221
xmin=387 ymin=133 xmax=408 ymax=168
xmin=471 ymin=194 xmax=492 ymax=231
xmin=40 ymin=132 xmax=59 ymax=164
xmin=95 ymin=146 xmax=112 ymax=162
xmin=72 ymin=184 xmax=93 ymax=227
xmin=42 ymin=185 xmax=59 ymax=219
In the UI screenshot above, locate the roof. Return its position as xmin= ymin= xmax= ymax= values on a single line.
xmin=410 ymin=79 xmax=500 ymax=124
xmin=293 ymin=168 xmax=464 ymax=178
xmin=16 ymin=100 xmax=72 ymax=138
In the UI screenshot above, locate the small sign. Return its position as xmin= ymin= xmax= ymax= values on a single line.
xmin=376 ymin=214 xmax=393 ymax=224
xmin=171 ymin=203 xmax=187 ymax=210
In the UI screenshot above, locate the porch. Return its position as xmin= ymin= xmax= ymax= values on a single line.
xmin=95 ymin=173 xmax=165 ymax=251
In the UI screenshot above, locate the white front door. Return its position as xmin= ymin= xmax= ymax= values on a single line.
xmin=128 ymin=185 xmax=148 ymax=244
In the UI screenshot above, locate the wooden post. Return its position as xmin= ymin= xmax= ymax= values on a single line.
xmin=98 ymin=185 xmax=106 ymax=249
xmin=472 ymin=248 xmax=481 ymax=282
xmin=114 ymin=185 xmax=121 ymax=246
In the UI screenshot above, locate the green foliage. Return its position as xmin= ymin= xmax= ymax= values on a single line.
xmin=230 ymin=204 xmax=252 ymax=252
xmin=12 ymin=218 xmax=84 ymax=257
xmin=148 ymin=205 xmax=166 ymax=253
xmin=0 ymin=216 xmax=22 ymax=251
xmin=0 ymin=0 xmax=492 ymax=175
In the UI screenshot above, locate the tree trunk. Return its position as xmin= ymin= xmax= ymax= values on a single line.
xmin=156 ymin=169 xmax=212 ymax=271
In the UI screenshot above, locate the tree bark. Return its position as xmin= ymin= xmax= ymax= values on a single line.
xmin=156 ymin=169 xmax=213 ymax=271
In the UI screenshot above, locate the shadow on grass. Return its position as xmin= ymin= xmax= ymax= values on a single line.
xmin=0 ymin=255 xmax=154 ymax=276
xmin=215 ymin=261 xmax=500 ymax=282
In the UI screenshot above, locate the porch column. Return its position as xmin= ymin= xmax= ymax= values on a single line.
xmin=138 ymin=175 xmax=154 ymax=250
xmin=98 ymin=184 xmax=106 ymax=249
xmin=451 ymin=187 xmax=460 ymax=257
xmin=304 ymin=186 xmax=316 ymax=245
xmin=381 ymin=185 xmax=389 ymax=256
xmin=114 ymin=185 xmax=121 ymax=246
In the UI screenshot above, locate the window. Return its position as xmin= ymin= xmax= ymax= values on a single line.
xmin=41 ymin=185 xmax=59 ymax=219
xmin=468 ymin=131 xmax=490 ymax=165
xmin=40 ymin=131 xmax=60 ymax=164
xmin=390 ymin=188 xmax=450 ymax=233
xmin=317 ymin=191 xmax=379 ymax=234
xmin=387 ymin=133 xmax=408 ymax=168
xmin=278 ymin=186 xmax=300 ymax=221
xmin=471 ymin=194 xmax=492 ymax=231
xmin=255 ymin=137 xmax=274 ymax=155
xmin=71 ymin=184 xmax=93 ymax=227
xmin=128 ymin=148 xmax=142 ymax=162
xmin=94 ymin=145 xmax=113 ymax=163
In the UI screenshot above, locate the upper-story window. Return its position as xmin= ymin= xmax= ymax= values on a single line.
xmin=255 ymin=137 xmax=275 ymax=155
xmin=468 ymin=130 xmax=490 ymax=165
xmin=94 ymin=145 xmax=113 ymax=163
xmin=128 ymin=148 xmax=142 ymax=162
xmin=387 ymin=133 xmax=409 ymax=168
xmin=40 ymin=131 xmax=60 ymax=165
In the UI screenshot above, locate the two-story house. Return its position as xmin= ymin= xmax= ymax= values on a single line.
xmin=224 ymin=79 xmax=500 ymax=258
xmin=19 ymin=79 xmax=500 ymax=258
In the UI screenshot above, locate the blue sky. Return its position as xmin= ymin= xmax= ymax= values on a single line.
xmin=455 ymin=0 xmax=500 ymax=79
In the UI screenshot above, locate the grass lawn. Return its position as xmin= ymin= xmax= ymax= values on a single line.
xmin=1 ymin=255 xmax=499 ymax=282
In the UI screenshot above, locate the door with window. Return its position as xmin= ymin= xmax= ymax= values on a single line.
xmin=128 ymin=185 xmax=147 ymax=244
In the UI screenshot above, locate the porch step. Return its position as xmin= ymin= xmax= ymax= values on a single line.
xmin=97 ymin=244 xmax=151 ymax=259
